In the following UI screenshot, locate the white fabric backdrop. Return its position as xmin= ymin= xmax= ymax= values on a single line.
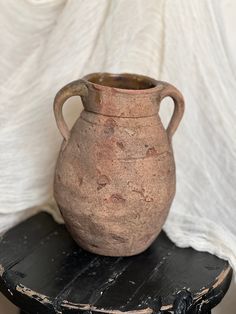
xmin=0 ymin=0 xmax=235 ymax=313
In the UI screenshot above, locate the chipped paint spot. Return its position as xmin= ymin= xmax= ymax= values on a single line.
xmin=213 ymin=266 xmax=231 ymax=289
xmin=7 ymin=288 xmax=13 ymax=296
xmin=160 ymin=266 xmax=232 ymax=312
xmin=160 ymin=304 xmax=172 ymax=311
xmin=16 ymin=284 xmax=51 ymax=305
xmin=0 ymin=264 xmax=4 ymax=276
xmin=129 ymin=280 xmax=135 ymax=285
xmin=194 ymin=265 xmax=231 ymax=300
xmin=62 ymin=301 xmax=153 ymax=314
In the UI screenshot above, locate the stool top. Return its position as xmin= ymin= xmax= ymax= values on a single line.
xmin=0 ymin=213 xmax=232 ymax=314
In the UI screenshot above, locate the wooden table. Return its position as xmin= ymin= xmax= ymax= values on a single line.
xmin=0 ymin=212 xmax=232 ymax=314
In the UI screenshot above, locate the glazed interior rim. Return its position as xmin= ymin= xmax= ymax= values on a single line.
xmin=83 ymin=72 xmax=159 ymax=91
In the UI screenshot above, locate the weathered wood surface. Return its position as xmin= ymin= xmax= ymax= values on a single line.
xmin=0 ymin=212 xmax=232 ymax=314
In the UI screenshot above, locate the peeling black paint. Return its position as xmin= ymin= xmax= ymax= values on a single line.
xmin=0 ymin=213 xmax=232 ymax=314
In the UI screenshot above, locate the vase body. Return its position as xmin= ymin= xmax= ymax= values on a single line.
xmin=53 ymin=73 xmax=184 ymax=256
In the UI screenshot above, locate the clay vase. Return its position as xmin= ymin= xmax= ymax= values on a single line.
xmin=53 ymin=73 xmax=184 ymax=256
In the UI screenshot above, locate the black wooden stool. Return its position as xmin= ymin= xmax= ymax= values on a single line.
xmin=0 ymin=212 xmax=232 ymax=314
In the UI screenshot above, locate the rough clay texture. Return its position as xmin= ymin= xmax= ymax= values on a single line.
xmin=54 ymin=73 xmax=184 ymax=256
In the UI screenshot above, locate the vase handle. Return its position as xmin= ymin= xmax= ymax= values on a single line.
xmin=159 ymin=82 xmax=185 ymax=141
xmin=53 ymin=80 xmax=88 ymax=141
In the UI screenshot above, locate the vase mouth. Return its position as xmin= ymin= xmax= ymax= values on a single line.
xmin=83 ymin=72 xmax=160 ymax=94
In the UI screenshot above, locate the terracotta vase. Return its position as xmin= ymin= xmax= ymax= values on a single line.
xmin=53 ymin=73 xmax=184 ymax=256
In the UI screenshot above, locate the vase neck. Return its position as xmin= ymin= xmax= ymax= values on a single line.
xmin=82 ymin=73 xmax=163 ymax=118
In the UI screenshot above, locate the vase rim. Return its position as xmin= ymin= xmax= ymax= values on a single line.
xmin=82 ymin=72 xmax=163 ymax=95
